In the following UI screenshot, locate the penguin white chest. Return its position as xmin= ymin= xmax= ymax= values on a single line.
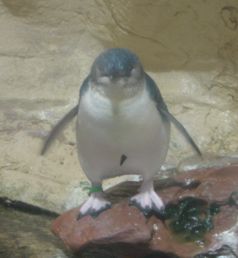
xmin=77 ymin=87 xmax=170 ymax=182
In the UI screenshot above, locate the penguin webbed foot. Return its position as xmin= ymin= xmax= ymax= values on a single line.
xmin=129 ymin=190 xmax=165 ymax=217
xmin=77 ymin=193 xmax=112 ymax=220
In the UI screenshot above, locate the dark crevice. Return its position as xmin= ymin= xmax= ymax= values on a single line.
xmin=0 ymin=196 xmax=59 ymax=218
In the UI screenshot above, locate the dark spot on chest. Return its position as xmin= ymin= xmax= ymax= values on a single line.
xmin=120 ymin=154 xmax=127 ymax=166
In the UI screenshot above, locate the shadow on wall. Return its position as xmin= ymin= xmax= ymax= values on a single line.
xmin=93 ymin=1 xmax=238 ymax=72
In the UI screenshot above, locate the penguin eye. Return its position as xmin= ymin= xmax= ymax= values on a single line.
xmin=130 ymin=66 xmax=141 ymax=78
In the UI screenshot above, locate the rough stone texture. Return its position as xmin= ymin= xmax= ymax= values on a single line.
xmin=52 ymin=165 xmax=238 ymax=258
xmin=0 ymin=0 xmax=238 ymax=213
xmin=0 ymin=206 xmax=74 ymax=258
xmin=53 ymin=201 xmax=151 ymax=252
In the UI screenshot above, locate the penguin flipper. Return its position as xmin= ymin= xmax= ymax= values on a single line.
xmin=41 ymin=76 xmax=90 ymax=155
xmin=145 ymin=73 xmax=202 ymax=157
xmin=159 ymin=108 xmax=202 ymax=157
xmin=41 ymin=105 xmax=78 ymax=155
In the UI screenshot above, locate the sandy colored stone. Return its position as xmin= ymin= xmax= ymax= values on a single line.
xmin=0 ymin=0 xmax=238 ymax=213
xmin=0 ymin=206 xmax=72 ymax=258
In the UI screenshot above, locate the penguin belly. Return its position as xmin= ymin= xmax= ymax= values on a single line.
xmin=76 ymin=87 xmax=170 ymax=183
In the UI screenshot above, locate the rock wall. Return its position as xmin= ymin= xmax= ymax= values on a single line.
xmin=0 ymin=0 xmax=238 ymax=212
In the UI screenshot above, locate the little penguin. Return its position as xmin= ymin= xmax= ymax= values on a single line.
xmin=41 ymin=48 xmax=202 ymax=218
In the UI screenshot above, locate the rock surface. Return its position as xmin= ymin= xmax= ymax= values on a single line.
xmin=0 ymin=205 xmax=74 ymax=258
xmin=1 ymin=0 xmax=238 ymax=214
xmin=52 ymin=165 xmax=238 ymax=258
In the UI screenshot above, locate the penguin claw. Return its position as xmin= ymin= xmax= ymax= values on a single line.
xmin=129 ymin=191 xmax=165 ymax=217
xmin=129 ymin=199 xmax=152 ymax=216
xmin=77 ymin=194 xmax=112 ymax=220
xmin=77 ymin=203 xmax=112 ymax=220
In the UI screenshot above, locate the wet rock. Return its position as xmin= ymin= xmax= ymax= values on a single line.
xmin=194 ymin=245 xmax=238 ymax=258
xmin=52 ymin=165 xmax=238 ymax=257
xmin=177 ymin=153 xmax=238 ymax=172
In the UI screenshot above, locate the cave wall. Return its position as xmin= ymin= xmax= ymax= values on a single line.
xmin=0 ymin=0 xmax=238 ymax=212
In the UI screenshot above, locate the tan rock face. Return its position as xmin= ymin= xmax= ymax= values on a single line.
xmin=0 ymin=0 xmax=238 ymax=212
xmin=0 ymin=206 xmax=71 ymax=258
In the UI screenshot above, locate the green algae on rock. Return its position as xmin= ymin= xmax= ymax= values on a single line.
xmin=164 ymin=191 xmax=238 ymax=243
xmin=164 ymin=197 xmax=220 ymax=242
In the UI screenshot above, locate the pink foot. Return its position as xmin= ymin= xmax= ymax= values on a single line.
xmin=77 ymin=192 xmax=111 ymax=219
xmin=129 ymin=180 xmax=164 ymax=216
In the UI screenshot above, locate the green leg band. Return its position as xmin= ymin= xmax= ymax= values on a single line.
xmin=89 ymin=185 xmax=103 ymax=193
xmin=88 ymin=185 xmax=103 ymax=194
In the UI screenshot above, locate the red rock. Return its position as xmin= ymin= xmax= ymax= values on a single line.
xmin=52 ymin=200 xmax=152 ymax=254
xmin=52 ymin=165 xmax=238 ymax=257
xmin=148 ymin=216 xmax=204 ymax=257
